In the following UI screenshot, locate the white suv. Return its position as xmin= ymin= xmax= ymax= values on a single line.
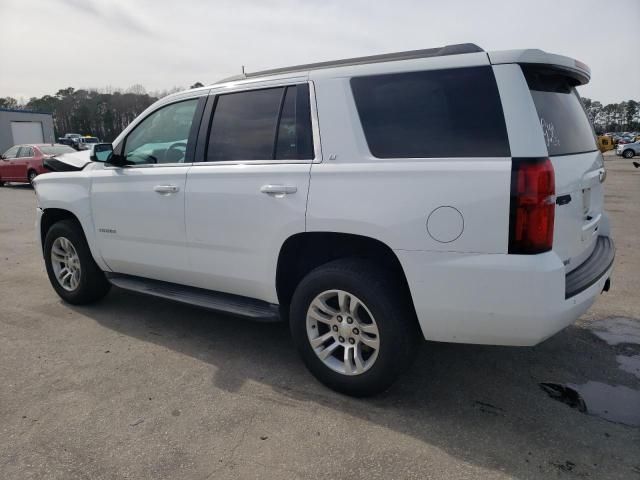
xmin=34 ymin=44 xmax=614 ymax=396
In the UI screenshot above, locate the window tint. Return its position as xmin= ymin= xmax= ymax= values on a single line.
xmin=207 ymin=88 xmax=282 ymax=161
xmin=275 ymin=85 xmax=314 ymax=160
xmin=522 ymin=66 xmax=597 ymax=156
xmin=123 ymin=99 xmax=198 ymax=165
xmin=206 ymin=84 xmax=314 ymax=162
xmin=2 ymin=146 xmax=19 ymax=159
xmin=350 ymin=66 xmax=510 ymax=158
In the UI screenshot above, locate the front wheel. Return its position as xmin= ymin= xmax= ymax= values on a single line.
xmin=28 ymin=170 xmax=37 ymax=186
xmin=623 ymin=149 xmax=635 ymax=159
xmin=44 ymin=219 xmax=111 ymax=304
xmin=290 ymin=259 xmax=418 ymax=397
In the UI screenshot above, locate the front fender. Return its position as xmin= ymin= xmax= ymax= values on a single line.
xmin=34 ymin=170 xmax=110 ymax=271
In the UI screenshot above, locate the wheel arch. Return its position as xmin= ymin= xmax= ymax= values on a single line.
xmin=39 ymin=208 xmax=109 ymax=271
xmin=275 ymin=231 xmax=418 ymax=325
xmin=40 ymin=208 xmax=84 ymax=251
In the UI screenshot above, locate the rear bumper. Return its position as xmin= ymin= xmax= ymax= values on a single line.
xmin=396 ymin=237 xmax=614 ymax=346
xmin=565 ymin=236 xmax=614 ymax=299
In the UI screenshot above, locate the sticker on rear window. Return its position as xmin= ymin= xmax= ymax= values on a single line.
xmin=540 ymin=118 xmax=560 ymax=149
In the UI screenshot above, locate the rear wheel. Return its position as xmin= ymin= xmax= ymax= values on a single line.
xmin=623 ymin=149 xmax=635 ymax=159
xmin=28 ymin=170 xmax=37 ymax=186
xmin=289 ymin=258 xmax=418 ymax=397
xmin=44 ymin=219 xmax=111 ymax=304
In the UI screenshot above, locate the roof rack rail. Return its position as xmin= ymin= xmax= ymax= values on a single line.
xmin=214 ymin=43 xmax=484 ymax=84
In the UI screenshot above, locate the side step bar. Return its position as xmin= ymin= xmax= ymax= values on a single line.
xmin=106 ymin=273 xmax=281 ymax=322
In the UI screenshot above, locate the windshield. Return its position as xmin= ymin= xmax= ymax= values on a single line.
xmin=522 ymin=66 xmax=597 ymax=156
xmin=83 ymin=138 xmax=99 ymax=143
xmin=40 ymin=145 xmax=76 ymax=155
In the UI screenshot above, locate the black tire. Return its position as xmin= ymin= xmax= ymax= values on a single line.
xmin=44 ymin=219 xmax=111 ymax=304
xmin=28 ymin=170 xmax=37 ymax=186
xmin=0 ymin=180 xmax=5 ymax=187
xmin=289 ymin=258 xmax=418 ymax=397
xmin=623 ymin=149 xmax=635 ymax=159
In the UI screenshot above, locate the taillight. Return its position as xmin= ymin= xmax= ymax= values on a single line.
xmin=508 ymin=158 xmax=555 ymax=254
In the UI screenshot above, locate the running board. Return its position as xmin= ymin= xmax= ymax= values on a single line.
xmin=106 ymin=273 xmax=281 ymax=322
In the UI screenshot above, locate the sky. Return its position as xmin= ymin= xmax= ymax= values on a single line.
xmin=1 ymin=0 xmax=639 ymax=104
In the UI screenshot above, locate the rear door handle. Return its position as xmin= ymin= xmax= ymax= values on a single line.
xmin=260 ymin=184 xmax=297 ymax=195
xmin=153 ymin=185 xmax=180 ymax=195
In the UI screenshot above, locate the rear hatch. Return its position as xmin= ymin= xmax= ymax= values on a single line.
xmin=522 ymin=65 xmax=605 ymax=273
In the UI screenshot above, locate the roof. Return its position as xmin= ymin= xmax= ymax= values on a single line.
xmin=0 ymin=107 xmax=53 ymax=115
xmin=214 ymin=43 xmax=484 ymax=84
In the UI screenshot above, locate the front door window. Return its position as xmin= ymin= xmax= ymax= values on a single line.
xmin=123 ymin=99 xmax=198 ymax=165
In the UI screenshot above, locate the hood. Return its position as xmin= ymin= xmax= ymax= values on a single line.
xmin=43 ymin=150 xmax=92 ymax=172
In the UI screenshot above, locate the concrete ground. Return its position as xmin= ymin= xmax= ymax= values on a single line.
xmin=1 ymin=154 xmax=639 ymax=479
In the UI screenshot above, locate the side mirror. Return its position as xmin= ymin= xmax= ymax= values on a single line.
xmin=90 ymin=143 xmax=114 ymax=162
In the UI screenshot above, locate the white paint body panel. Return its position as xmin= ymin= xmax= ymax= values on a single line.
xmin=184 ymin=163 xmax=311 ymax=303
xmin=90 ymin=165 xmax=192 ymax=283
xmin=33 ymin=167 xmax=109 ymax=271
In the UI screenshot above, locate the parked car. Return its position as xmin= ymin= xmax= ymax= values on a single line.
xmin=616 ymin=139 xmax=640 ymax=158
xmin=617 ymin=136 xmax=637 ymax=146
xmin=76 ymin=136 xmax=100 ymax=151
xmin=0 ymin=143 xmax=76 ymax=186
xmin=57 ymin=133 xmax=82 ymax=148
xmin=33 ymin=44 xmax=614 ymax=396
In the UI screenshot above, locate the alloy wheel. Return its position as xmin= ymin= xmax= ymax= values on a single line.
xmin=306 ymin=289 xmax=380 ymax=376
xmin=50 ymin=236 xmax=82 ymax=291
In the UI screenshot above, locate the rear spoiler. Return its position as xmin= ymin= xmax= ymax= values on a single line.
xmin=488 ymin=49 xmax=590 ymax=85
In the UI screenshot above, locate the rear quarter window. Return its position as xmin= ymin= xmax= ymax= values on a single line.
xmin=522 ymin=66 xmax=597 ymax=156
xmin=350 ymin=66 xmax=510 ymax=158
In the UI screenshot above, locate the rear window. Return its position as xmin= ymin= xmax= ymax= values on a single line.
xmin=522 ymin=66 xmax=597 ymax=156
xmin=350 ymin=66 xmax=510 ymax=158
xmin=40 ymin=145 xmax=76 ymax=155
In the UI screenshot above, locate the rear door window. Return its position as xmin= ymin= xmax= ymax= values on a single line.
xmin=522 ymin=66 xmax=597 ymax=156
xmin=350 ymin=66 xmax=510 ymax=158
xmin=206 ymin=84 xmax=314 ymax=162
xmin=18 ymin=147 xmax=33 ymax=158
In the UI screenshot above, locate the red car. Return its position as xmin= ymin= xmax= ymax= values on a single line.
xmin=0 ymin=144 xmax=76 ymax=186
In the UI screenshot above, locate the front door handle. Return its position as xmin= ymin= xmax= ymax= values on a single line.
xmin=153 ymin=185 xmax=180 ymax=195
xmin=260 ymin=184 xmax=297 ymax=195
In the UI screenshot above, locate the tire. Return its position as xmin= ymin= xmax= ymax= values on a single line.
xmin=44 ymin=219 xmax=111 ymax=304
xmin=289 ymin=258 xmax=418 ymax=397
xmin=0 ymin=180 xmax=4 ymax=187
xmin=623 ymin=149 xmax=635 ymax=159
xmin=28 ymin=170 xmax=37 ymax=186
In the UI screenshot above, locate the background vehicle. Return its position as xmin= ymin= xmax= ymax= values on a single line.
xmin=76 ymin=136 xmax=100 ymax=151
xmin=57 ymin=133 xmax=81 ymax=149
xmin=33 ymin=44 xmax=614 ymax=396
xmin=617 ymin=139 xmax=640 ymax=158
xmin=0 ymin=143 xmax=75 ymax=186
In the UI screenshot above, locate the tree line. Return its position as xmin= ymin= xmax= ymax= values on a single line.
xmin=0 ymin=82 xmax=204 ymax=142
xmin=0 ymin=87 xmax=637 ymax=142
xmin=581 ymin=98 xmax=639 ymax=133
